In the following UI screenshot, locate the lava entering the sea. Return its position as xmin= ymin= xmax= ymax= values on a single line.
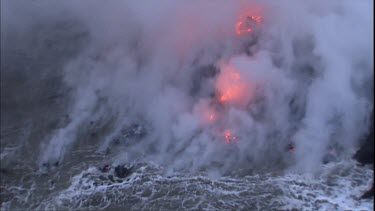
xmin=198 ymin=10 xmax=262 ymax=144
xmin=198 ymin=64 xmax=253 ymax=144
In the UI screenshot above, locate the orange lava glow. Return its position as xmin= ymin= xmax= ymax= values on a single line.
xmin=224 ymin=130 xmax=237 ymax=144
xmin=235 ymin=6 xmax=262 ymax=37
xmin=235 ymin=16 xmax=262 ymax=35
xmin=215 ymin=65 xmax=251 ymax=106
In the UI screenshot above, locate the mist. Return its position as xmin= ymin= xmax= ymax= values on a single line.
xmin=1 ymin=0 xmax=373 ymax=174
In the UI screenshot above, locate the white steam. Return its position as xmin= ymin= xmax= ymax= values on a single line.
xmin=2 ymin=0 xmax=373 ymax=173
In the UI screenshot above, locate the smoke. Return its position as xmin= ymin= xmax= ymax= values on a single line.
xmin=2 ymin=0 xmax=373 ymax=174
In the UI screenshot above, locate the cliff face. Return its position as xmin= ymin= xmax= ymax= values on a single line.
xmin=353 ymin=111 xmax=374 ymax=166
xmin=353 ymin=111 xmax=374 ymax=199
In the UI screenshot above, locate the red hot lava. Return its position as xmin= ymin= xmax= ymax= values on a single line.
xmin=234 ymin=5 xmax=263 ymax=36
xmin=215 ymin=64 xmax=252 ymax=107
xmin=235 ymin=15 xmax=262 ymax=35
xmin=199 ymin=10 xmax=262 ymax=144
xmin=200 ymin=64 xmax=253 ymax=144
xmin=224 ymin=130 xmax=238 ymax=144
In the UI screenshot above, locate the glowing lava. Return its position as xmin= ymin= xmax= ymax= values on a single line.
xmin=218 ymin=68 xmax=240 ymax=102
xmin=211 ymin=64 xmax=253 ymax=144
xmin=215 ymin=65 xmax=251 ymax=106
xmin=235 ymin=14 xmax=262 ymax=35
xmin=224 ymin=130 xmax=237 ymax=144
xmin=197 ymin=9 xmax=262 ymax=144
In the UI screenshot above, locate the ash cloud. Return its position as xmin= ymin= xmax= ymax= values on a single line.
xmin=2 ymin=0 xmax=373 ymax=174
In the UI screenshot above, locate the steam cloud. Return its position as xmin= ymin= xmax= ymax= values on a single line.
xmin=2 ymin=0 xmax=373 ymax=174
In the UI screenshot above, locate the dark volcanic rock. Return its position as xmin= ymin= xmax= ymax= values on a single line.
xmin=108 ymin=175 xmax=115 ymax=183
xmin=114 ymin=165 xmax=131 ymax=178
xmin=354 ymin=111 xmax=374 ymax=200
xmin=353 ymin=111 xmax=374 ymax=165
xmin=322 ymin=153 xmax=337 ymax=164
xmin=361 ymin=183 xmax=374 ymax=199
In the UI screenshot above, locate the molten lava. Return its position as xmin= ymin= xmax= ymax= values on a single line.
xmin=215 ymin=65 xmax=251 ymax=106
xmin=209 ymin=64 xmax=253 ymax=144
xmin=224 ymin=130 xmax=237 ymax=144
xmin=235 ymin=15 xmax=262 ymax=35
xmin=197 ymin=9 xmax=262 ymax=144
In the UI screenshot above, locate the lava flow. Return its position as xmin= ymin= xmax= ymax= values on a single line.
xmin=215 ymin=64 xmax=252 ymax=106
xmin=199 ymin=64 xmax=253 ymax=144
xmin=224 ymin=130 xmax=238 ymax=144
xmin=200 ymin=11 xmax=261 ymax=144
xmin=235 ymin=15 xmax=262 ymax=35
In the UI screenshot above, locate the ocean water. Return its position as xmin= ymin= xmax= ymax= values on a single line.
xmin=1 ymin=150 xmax=373 ymax=211
xmin=1 ymin=115 xmax=373 ymax=210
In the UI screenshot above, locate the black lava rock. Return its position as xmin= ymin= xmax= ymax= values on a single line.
xmin=353 ymin=111 xmax=374 ymax=165
xmin=114 ymin=165 xmax=131 ymax=178
xmin=361 ymin=183 xmax=374 ymax=199
xmin=107 ymin=175 xmax=115 ymax=183
xmin=322 ymin=153 xmax=337 ymax=164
